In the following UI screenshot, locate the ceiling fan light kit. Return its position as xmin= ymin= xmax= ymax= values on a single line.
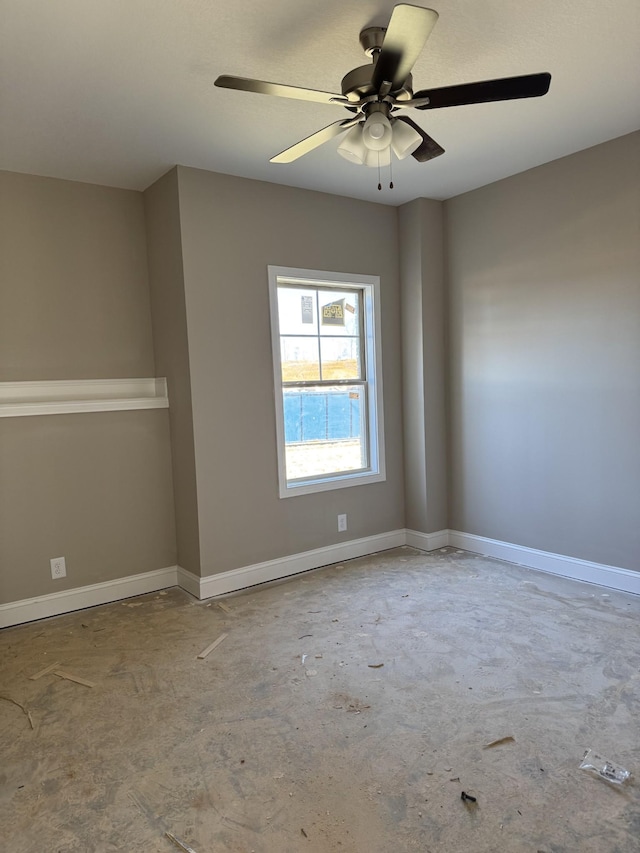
xmin=337 ymin=112 xmax=421 ymax=167
xmin=337 ymin=125 xmax=367 ymax=164
xmin=215 ymin=4 xmax=551 ymax=186
xmin=390 ymin=118 xmax=423 ymax=159
xmin=365 ymin=146 xmax=392 ymax=169
xmin=362 ymin=110 xmax=393 ymax=151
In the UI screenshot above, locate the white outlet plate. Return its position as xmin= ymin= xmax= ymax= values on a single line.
xmin=50 ymin=556 xmax=66 ymax=579
xmin=337 ymin=514 xmax=347 ymax=532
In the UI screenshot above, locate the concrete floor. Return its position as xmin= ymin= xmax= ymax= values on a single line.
xmin=1 ymin=547 xmax=639 ymax=852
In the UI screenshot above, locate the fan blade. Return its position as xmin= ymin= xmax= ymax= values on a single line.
xmin=396 ymin=116 xmax=444 ymax=162
xmin=215 ymin=75 xmax=343 ymax=105
xmin=372 ymin=5 xmax=438 ymax=94
xmin=414 ymin=72 xmax=551 ymax=110
xmin=270 ymin=118 xmax=361 ymax=164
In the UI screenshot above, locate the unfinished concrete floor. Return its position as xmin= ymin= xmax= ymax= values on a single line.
xmin=1 ymin=547 xmax=639 ymax=852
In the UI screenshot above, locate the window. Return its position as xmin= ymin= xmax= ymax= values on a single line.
xmin=268 ymin=266 xmax=385 ymax=497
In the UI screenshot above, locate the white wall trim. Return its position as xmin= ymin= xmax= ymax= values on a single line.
xmin=176 ymin=566 xmax=201 ymax=598
xmin=448 ymin=530 xmax=640 ymax=595
xmin=176 ymin=528 xmax=640 ymax=600
xmin=179 ymin=529 xmax=407 ymax=599
xmin=405 ymin=528 xmax=450 ymax=551
xmin=3 ymin=530 xmax=636 ymax=629
xmin=0 ymin=377 xmax=168 ymax=417
xmin=0 ymin=566 xmax=178 ymax=628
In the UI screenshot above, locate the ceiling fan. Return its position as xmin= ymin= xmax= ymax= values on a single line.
xmin=215 ymin=4 xmax=551 ymax=173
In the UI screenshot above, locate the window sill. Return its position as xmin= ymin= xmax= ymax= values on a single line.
xmin=280 ymin=468 xmax=386 ymax=498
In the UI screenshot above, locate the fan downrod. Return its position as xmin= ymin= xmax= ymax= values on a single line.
xmin=359 ymin=26 xmax=386 ymax=58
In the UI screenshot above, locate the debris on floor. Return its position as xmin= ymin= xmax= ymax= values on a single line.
xmin=0 ymin=694 xmax=34 ymax=729
xmin=196 ymin=633 xmax=228 ymax=660
xmin=346 ymin=702 xmax=370 ymax=713
xmin=217 ymin=601 xmax=232 ymax=613
xmin=368 ymin=663 xmax=384 ymax=669
xmin=483 ymin=735 xmax=515 ymax=749
xmin=54 ymin=670 xmax=96 ymax=688
xmin=579 ymin=749 xmax=631 ymax=784
xmin=460 ymin=791 xmax=477 ymax=803
xmin=3 ymin=547 xmax=640 ymax=852
xmin=29 ymin=661 xmax=62 ymax=680
xmin=165 ymin=831 xmax=198 ymax=852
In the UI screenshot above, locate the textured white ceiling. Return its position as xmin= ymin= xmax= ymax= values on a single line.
xmin=1 ymin=0 xmax=639 ymax=204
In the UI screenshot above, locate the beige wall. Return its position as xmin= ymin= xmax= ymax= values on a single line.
xmin=446 ymin=132 xmax=640 ymax=571
xmin=144 ymin=169 xmax=201 ymax=575
xmin=0 ymin=412 xmax=176 ymax=603
xmin=3 ymin=130 xmax=637 ymax=607
xmin=174 ymin=167 xmax=406 ymax=576
xmin=0 ymin=171 xmax=155 ymax=380
xmin=0 ymin=173 xmax=176 ymax=605
xmin=399 ymin=198 xmax=448 ymax=534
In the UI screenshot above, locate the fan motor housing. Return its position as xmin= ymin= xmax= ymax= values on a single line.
xmin=341 ymin=65 xmax=413 ymax=103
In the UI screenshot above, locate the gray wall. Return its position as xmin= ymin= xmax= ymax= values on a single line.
xmin=0 ymin=171 xmax=155 ymax=381
xmin=0 ymin=172 xmax=176 ymax=604
xmin=446 ymin=132 xmax=640 ymax=571
xmin=3 ymin=130 xmax=637 ymax=606
xmin=174 ymin=167 xmax=406 ymax=577
xmin=399 ymin=198 xmax=448 ymax=534
xmin=144 ymin=169 xmax=201 ymax=575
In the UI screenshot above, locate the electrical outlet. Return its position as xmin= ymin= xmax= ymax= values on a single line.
xmin=337 ymin=513 xmax=347 ymax=532
xmin=50 ymin=556 xmax=66 ymax=579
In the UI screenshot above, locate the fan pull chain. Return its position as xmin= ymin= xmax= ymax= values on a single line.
xmin=377 ymin=152 xmax=382 ymax=191
xmin=389 ymin=156 xmax=394 ymax=190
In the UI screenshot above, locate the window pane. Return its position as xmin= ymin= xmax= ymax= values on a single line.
xmin=318 ymin=290 xmax=360 ymax=336
xmin=283 ymin=385 xmax=367 ymax=481
xmin=320 ymin=337 xmax=361 ymax=380
xmin=277 ymin=287 xmax=318 ymax=335
xmin=280 ymin=337 xmax=320 ymax=381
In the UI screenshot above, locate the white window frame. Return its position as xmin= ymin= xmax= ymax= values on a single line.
xmin=268 ymin=266 xmax=386 ymax=498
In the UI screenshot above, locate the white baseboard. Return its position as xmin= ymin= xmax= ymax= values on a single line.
xmin=405 ymin=528 xmax=450 ymax=551
xmin=448 ymin=530 xmax=640 ymax=596
xmin=180 ymin=529 xmax=408 ymax=600
xmin=179 ymin=527 xmax=639 ymax=600
xmin=0 ymin=566 xmax=178 ymax=629
xmin=176 ymin=565 xmax=201 ymax=598
xmin=3 ymin=529 xmax=636 ymax=629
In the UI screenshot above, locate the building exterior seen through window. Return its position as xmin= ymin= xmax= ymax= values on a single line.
xmin=268 ymin=267 xmax=385 ymax=498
